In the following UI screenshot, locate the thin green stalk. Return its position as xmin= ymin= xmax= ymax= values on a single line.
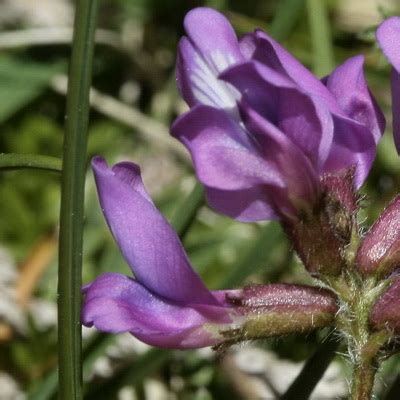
xmin=270 ymin=0 xmax=305 ymax=41
xmin=0 ymin=153 xmax=61 ymax=172
xmin=306 ymin=0 xmax=334 ymax=76
xmin=58 ymin=0 xmax=99 ymax=399
xmin=32 ymin=169 xmax=203 ymax=399
xmin=171 ymin=181 xmax=204 ymax=237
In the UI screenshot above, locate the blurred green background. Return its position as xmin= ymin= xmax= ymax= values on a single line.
xmin=0 ymin=0 xmax=400 ymax=398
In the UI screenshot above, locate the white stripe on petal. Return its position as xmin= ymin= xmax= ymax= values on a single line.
xmin=189 ymin=49 xmax=240 ymax=113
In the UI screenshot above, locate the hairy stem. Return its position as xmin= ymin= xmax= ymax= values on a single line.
xmin=351 ymin=359 xmax=377 ymax=400
xmin=333 ymin=274 xmax=389 ymax=400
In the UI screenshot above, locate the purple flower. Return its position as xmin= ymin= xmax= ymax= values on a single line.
xmin=376 ymin=16 xmax=400 ymax=153
xmin=172 ymin=7 xmax=385 ymax=222
xmin=81 ymin=157 xmax=338 ymax=348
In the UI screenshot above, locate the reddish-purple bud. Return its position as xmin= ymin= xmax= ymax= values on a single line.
xmin=285 ymin=169 xmax=358 ymax=276
xmin=357 ymin=196 xmax=400 ymax=277
xmin=321 ymin=168 xmax=358 ymax=216
xmin=223 ymin=284 xmax=338 ymax=341
xmin=370 ymin=279 xmax=400 ymax=332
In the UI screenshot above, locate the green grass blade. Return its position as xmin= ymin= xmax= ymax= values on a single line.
xmin=270 ymin=0 xmax=306 ymax=41
xmin=0 ymin=153 xmax=61 ymax=172
xmin=171 ymin=182 xmax=204 ymax=238
xmin=306 ymin=0 xmax=335 ymax=76
xmin=57 ymin=0 xmax=99 ymax=398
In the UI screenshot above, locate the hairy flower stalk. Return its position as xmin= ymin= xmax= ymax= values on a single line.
xmin=81 ymin=8 xmax=400 ymax=400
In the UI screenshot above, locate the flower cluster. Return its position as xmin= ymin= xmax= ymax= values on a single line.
xmin=172 ymin=8 xmax=384 ymax=222
xmin=82 ymin=7 xmax=400 ymax=359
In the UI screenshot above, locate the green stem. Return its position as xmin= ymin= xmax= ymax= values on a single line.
xmin=350 ymin=331 xmax=388 ymax=400
xmin=171 ymin=182 xmax=204 ymax=238
xmin=270 ymin=0 xmax=305 ymax=41
xmin=58 ymin=0 xmax=99 ymax=399
xmin=351 ymin=359 xmax=377 ymax=400
xmin=333 ymin=274 xmax=389 ymax=400
xmin=0 ymin=153 xmax=61 ymax=172
xmin=306 ymin=0 xmax=334 ymax=76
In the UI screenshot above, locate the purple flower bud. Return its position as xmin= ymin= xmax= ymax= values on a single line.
xmin=357 ymin=196 xmax=400 ymax=277
xmin=172 ymin=7 xmax=384 ymax=223
xmin=284 ymin=169 xmax=358 ymax=275
xmin=370 ymin=279 xmax=400 ymax=332
xmin=224 ymin=284 xmax=338 ymax=342
xmin=321 ymin=168 xmax=359 ymax=215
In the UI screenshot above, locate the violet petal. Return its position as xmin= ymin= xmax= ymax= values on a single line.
xmin=183 ymin=7 xmax=243 ymax=68
xmin=221 ymin=61 xmax=333 ymax=170
xmin=205 ymin=186 xmax=279 ymax=222
xmin=239 ymin=101 xmax=320 ymax=213
xmin=82 ymin=273 xmax=233 ymax=348
xmin=171 ymin=105 xmax=284 ymax=190
xmin=376 ymin=17 xmax=400 ymax=154
xmin=376 ymin=16 xmax=400 ymax=73
xmin=325 ymin=55 xmax=385 ymax=143
xmin=323 ymin=114 xmax=376 ymax=189
xmin=176 ymin=7 xmax=243 ymax=110
xmin=246 ymin=30 xmax=341 ymax=113
xmin=176 ymin=38 xmax=239 ymax=111
xmin=92 ymin=157 xmax=217 ymax=305
xmin=390 ymin=68 xmax=400 ymax=154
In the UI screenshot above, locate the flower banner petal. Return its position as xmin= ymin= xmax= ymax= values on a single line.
xmin=176 ymin=38 xmax=239 ymax=111
xmin=176 ymin=7 xmax=243 ymax=110
xmin=183 ymin=7 xmax=243 ymax=68
xmin=92 ymin=157 xmax=217 ymax=305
